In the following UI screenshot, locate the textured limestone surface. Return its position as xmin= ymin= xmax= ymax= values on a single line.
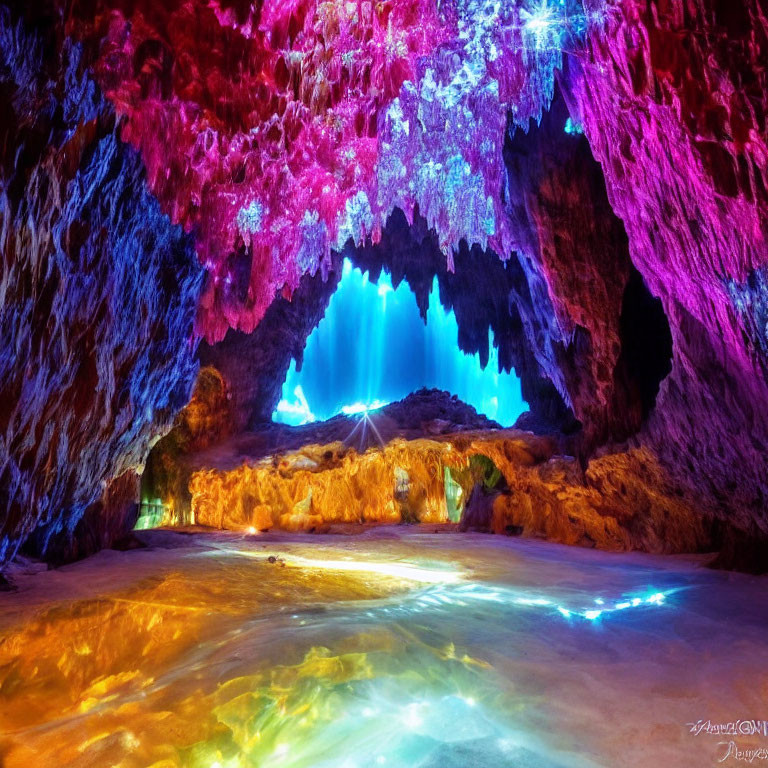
xmin=185 ymin=429 xmax=715 ymax=556
xmin=2 ymin=0 xmax=768 ymax=570
xmin=0 ymin=10 xmax=202 ymax=564
xmin=142 ymin=391 xmax=714 ymax=557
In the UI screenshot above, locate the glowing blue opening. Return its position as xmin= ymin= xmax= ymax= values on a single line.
xmin=274 ymin=259 xmax=528 ymax=426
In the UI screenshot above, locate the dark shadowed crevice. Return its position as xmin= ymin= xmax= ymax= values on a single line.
xmin=618 ymin=267 xmax=673 ymax=419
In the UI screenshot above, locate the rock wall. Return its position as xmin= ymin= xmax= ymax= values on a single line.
xmin=28 ymin=471 xmax=141 ymax=566
xmin=0 ymin=10 xmax=202 ymax=565
xmin=198 ymin=254 xmax=342 ymax=430
xmin=187 ymin=427 xmax=715 ymax=556
xmin=561 ymin=0 xmax=768 ymax=548
xmin=503 ymin=90 xmax=674 ymax=447
xmin=3 ymin=0 xmax=768 ymax=570
xmin=137 ymin=367 xmax=232 ymax=527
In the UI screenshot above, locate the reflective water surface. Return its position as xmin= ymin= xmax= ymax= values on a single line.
xmin=1 ymin=529 xmax=766 ymax=767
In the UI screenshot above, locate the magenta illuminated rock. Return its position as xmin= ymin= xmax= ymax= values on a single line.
xmin=58 ymin=0 xmax=602 ymax=340
xmin=0 ymin=0 xmax=767 ymax=572
xmin=561 ymin=0 xmax=768 ymax=541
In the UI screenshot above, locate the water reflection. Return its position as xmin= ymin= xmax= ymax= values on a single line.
xmin=0 ymin=532 xmax=765 ymax=767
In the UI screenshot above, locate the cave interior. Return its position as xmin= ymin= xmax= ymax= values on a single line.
xmin=1 ymin=0 xmax=768 ymax=765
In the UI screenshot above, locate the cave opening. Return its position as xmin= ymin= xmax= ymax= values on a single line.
xmin=273 ymin=256 xmax=528 ymax=427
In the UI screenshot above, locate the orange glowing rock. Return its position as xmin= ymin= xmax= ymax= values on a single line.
xmin=185 ymin=430 xmax=708 ymax=554
xmin=189 ymin=438 xmax=450 ymax=530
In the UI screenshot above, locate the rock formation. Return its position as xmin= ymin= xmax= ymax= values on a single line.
xmin=183 ymin=394 xmax=714 ymax=556
xmin=562 ymin=0 xmax=768 ymax=564
xmin=0 ymin=9 xmax=202 ymax=564
xmin=1 ymin=0 xmax=767 ymax=571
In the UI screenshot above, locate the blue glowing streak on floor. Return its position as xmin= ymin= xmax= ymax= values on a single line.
xmin=274 ymin=259 xmax=527 ymax=426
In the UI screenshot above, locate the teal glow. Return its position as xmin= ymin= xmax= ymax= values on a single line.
xmin=564 ymin=116 xmax=584 ymax=135
xmin=444 ymin=466 xmax=464 ymax=523
xmin=274 ymin=259 xmax=527 ymax=426
xmin=413 ymin=583 xmax=677 ymax=623
xmin=134 ymin=499 xmax=166 ymax=530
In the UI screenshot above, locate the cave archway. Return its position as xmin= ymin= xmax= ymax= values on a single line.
xmin=197 ymin=205 xmax=581 ymax=438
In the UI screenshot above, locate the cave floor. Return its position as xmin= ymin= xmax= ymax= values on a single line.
xmin=1 ymin=529 xmax=766 ymax=768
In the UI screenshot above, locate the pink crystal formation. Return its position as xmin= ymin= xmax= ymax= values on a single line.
xmin=70 ymin=0 xmax=599 ymax=340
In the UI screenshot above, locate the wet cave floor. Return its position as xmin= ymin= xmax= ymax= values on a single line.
xmin=1 ymin=528 xmax=767 ymax=768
